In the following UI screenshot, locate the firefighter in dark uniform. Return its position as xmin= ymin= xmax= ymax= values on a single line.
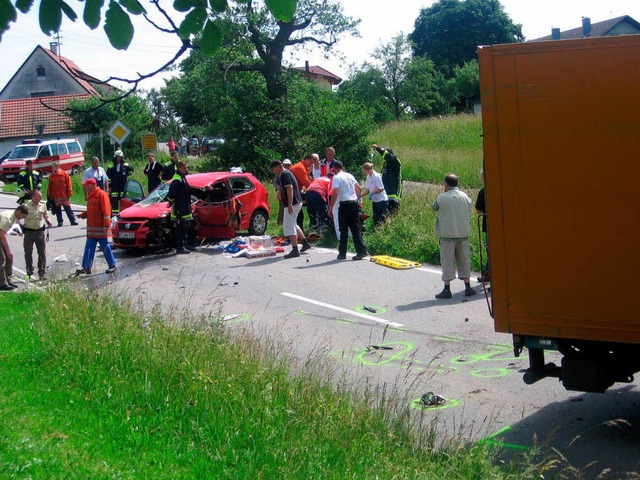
xmin=106 ymin=149 xmax=134 ymax=216
xmin=162 ymin=150 xmax=180 ymax=181
xmin=372 ymin=144 xmax=402 ymax=214
xmin=167 ymin=161 xmax=193 ymax=254
xmin=16 ymin=160 xmax=42 ymax=204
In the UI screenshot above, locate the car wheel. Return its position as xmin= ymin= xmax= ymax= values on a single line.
xmin=71 ymin=165 xmax=80 ymax=175
xmin=248 ymin=210 xmax=268 ymax=235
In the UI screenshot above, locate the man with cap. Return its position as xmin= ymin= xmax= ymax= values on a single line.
xmin=0 ymin=205 xmax=29 ymax=290
xmin=22 ymin=189 xmax=52 ymax=280
xmin=16 ymin=160 xmax=42 ymax=204
xmin=106 ymin=149 xmax=134 ymax=216
xmin=75 ymin=178 xmax=117 ymax=275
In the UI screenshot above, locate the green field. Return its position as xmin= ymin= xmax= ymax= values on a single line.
xmin=0 ymin=291 xmax=543 ymax=479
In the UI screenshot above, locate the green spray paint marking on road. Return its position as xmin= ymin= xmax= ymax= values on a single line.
xmin=478 ymin=426 xmax=529 ymax=451
xmin=450 ymin=346 xmax=518 ymax=365
xmin=336 ymin=317 xmax=356 ymax=324
xmin=410 ymin=396 xmax=460 ymax=411
xmin=434 ymin=335 xmax=464 ymax=342
xmin=222 ymin=313 xmax=251 ymax=324
xmin=470 ymin=368 xmax=509 ymax=378
xmin=294 ymin=310 xmax=309 ymax=315
xmin=356 ymin=341 xmax=415 ymax=366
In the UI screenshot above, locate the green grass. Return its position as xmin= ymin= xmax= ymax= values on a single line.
xmin=371 ymin=114 xmax=483 ymax=188
xmin=0 ymin=290 xmax=540 ymax=479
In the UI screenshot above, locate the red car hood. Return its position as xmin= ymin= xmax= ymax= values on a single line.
xmin=118 ymin=201 xmax=171 ymax=220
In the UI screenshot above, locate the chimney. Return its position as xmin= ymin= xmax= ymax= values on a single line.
xmin=49 ymin=42 xmax=59 ymax=56
xmin=582 ymin=17 xmax=591 ymax=37
xmin=305 ymin=60 xmax=310 ymax=73
xmin=551 ymin=27 xmax=561 ymax=40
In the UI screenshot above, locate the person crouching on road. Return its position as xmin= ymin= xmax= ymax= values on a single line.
xmin=23 ymin=190 xmax=52 ymax=281
xmin=167 ymin=161 xmax=194 ymax=254
xmin=76 ymin=178 xmax=117 ymax=275
xmin=0 ymin=205 xmax=29 ymax=290
xmin=270 ymin=160 xmax=312 ymax=258
xmin=47 ymin=162 xmax=78 ymax=227
xmin=432 ymin=173 xmax=475 ymax=299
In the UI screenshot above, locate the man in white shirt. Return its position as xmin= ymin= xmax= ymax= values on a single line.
xmin=0 ymin=205 xmax=29 ymax=290
xmin=361 ymin=162 xmax=389 ymax=226
xmin=328 ymin=160 xmax=368 ymax=261
xmin=83 ymin=157 xmax=109 ymax=190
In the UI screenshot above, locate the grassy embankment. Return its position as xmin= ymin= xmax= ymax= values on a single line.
xmin=264 ymin=114 xmax=486 ymax=270
xmin=0 ymin=291 xmax=541 ymax=479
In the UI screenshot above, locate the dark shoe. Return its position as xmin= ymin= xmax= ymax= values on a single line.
xmin=105 ymin=265 xmax=117 ymax=274
xmin=352 ymin=253 xmax=368 ymax=261
xmin=8 ymin=282 xmax=18 ymax=288
xmin=465 ymin=287 xmax=477 ymax=297
xmin=336 ymin=255 xmax=346 ymax=260
xmin=176 ymin=248 xmax=191 ymax=254
xmin=70 ymin=221 xmax=79 ymax=226
xmin=57 ymin=223 xmax=63 ymax=227
xmin=75 ymin=268 xmax=92 ymax=275
xmin=300 ymin=241 xmax=312 ymax=253
xmin=477 ymin=275 xmax=491 ymax=283
xmin=0 ymin=284 xmax=16 ymax=291
xmin=283 ymin=249 xmax=300 ymax=258
xmin=186 ymin=245 xmax=197 ymax=251
xmin=435 ymin=289 xmax=452 ymax=299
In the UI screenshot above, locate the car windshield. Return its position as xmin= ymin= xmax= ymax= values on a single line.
xmin=138 ymin=182 xmax=170 ymax=206
xmin=8 ymin=145 xmax=39 ymax=159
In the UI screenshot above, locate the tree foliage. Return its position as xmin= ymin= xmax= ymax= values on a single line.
xmin=337 ymin=67 xmax=395 ymax=125
xmin=372 ymin=34 xmax=410 ymax=121
xmin=403 ymin=57 xmax=455 ymax=117
xmin=64 ymin=94 xmax=154 ymax=160
xmin=409 ymin=0 xmax=523 ymax=71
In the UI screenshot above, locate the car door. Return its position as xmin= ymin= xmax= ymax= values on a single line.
xmin=228 ymin=176 xmax=256 ymax=230
xmin=120 ymin=179 xmax=145 ymax=211
xmin=193 ymin=179 xmax=236 ymax=238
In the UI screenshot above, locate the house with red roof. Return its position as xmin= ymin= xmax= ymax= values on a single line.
xmin=0 ymin=43 xmax=114 ymax=154
xmin=293 ymin=63 xmax=342 ymax=90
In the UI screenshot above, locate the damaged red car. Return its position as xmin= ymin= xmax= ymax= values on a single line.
xmin=112 ymin=171 xmax=269 ymax=250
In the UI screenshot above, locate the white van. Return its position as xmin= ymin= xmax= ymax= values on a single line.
xmin=0 ymin=138 xmax=85 ymax=181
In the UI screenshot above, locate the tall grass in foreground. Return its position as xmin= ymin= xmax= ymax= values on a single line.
xmin=0 ymin=291 xmax=546 ymax=479
xmin=372 ymin=115 xmax=484 ymax=188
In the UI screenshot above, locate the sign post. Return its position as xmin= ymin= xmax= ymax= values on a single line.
xmin=141 ymin=133 xmax=157 ymax=151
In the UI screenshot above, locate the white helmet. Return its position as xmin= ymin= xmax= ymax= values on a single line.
xmin=114 ymin=149 xmax=124 ymax=157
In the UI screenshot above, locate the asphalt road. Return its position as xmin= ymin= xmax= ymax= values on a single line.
xmin=1 ymin=192 xmax=639 ymax=478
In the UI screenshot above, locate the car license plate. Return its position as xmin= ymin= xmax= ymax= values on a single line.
xmin=118 ymin=232 xmax=136 ymax=239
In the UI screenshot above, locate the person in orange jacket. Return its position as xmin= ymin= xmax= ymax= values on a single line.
xmin=75 ymin=178 xmax=116 ymax=275
xmin=289 ymin=155 xmax=313 ymax=230
xmin=47 ymin=162 xmax=77 ymax=227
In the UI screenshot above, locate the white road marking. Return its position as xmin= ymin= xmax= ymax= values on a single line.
xmin=281 ymin=292 xmax=404 ymax=328
xmin=417 ymin=267 xmax=442 ymax=275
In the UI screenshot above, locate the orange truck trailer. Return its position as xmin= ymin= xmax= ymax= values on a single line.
xmin=478 ymin=35 xmax=640 ymax=393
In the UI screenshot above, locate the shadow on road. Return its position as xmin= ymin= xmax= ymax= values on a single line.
xmin=489 ymin=385 xmax=640 ymax=478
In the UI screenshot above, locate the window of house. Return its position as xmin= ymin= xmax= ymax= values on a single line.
xmin=36 ymin=66 xmax=45 ymax=77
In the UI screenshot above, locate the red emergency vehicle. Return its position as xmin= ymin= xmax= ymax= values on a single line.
xmin=0 ymin=138 xmax=85 ymax=181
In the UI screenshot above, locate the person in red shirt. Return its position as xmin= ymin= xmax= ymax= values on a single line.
xmin=305 ymin=173 xmax=333 ymax=234
xmin=47 ymin=162 xmax=78 ymax=227
xmin=289 ymin=155 xmax=313 ymax=230
xmin=75 ymin=178 xmax=117 ymax=275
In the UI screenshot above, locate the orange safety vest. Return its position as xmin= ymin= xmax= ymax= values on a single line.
xmin=47 ymin=170 xmax=73 ymax=207
xmin=85 ymin=188 xmax=111 ymax=238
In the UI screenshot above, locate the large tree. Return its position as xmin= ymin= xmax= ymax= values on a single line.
xmin=224 ymin=0 xmax=358 ymax=99
xmin=409 ymin=0 xmax=523 ymax=72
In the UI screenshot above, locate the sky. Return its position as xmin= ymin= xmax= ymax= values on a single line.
xmin=1 ymin=0 xmax=640 ymax=92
